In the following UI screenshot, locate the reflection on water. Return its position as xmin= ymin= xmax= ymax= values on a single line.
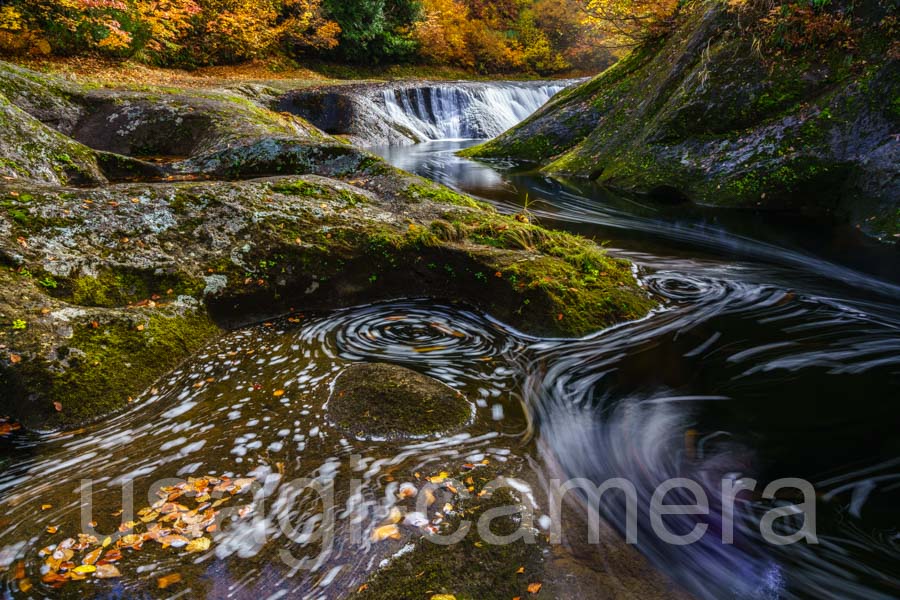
xmin=0 ymin=141 xmax=898 ymax=599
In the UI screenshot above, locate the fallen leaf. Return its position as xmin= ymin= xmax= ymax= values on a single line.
xmin=18 ymin=579 xmax=32 ymax=593
xmin=72 ymin=564 xmax=96 ymax=575
xmin=273 ymin=389 xmax=285 ymax=397
xmin=46 ymin=525 xmax=58 ymax=534
xmin=14 ymin=561 xmax=25 ymax=579
xmin=371 ymin=524 xmax=400 ymax=542
xmin=41 ymin=504 xmax=52 ymax=510
xmin=9 ymin=353 xmax=21 ymax=364
xmin=516 ymin=566 xmax=525 ymax=574
xmin=83 ymin=547 xmax=102 ymax=565
xmin=95 ymin=563 xmax=121 ymax=579
xmin=527 ymin=582 xmax=542 ymax=594
xmin=415 ymin=346 xmax=447 ymax=354
xmin=53 ymin=402 xmax=62 ymax=412
xmin=185 ymin=537 xmax=211 ymax=553
xmin=158 ymin=573 xmax=182 ymax=589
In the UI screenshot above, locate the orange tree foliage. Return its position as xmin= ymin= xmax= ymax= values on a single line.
xmin=414 ymin=0 xmax=610 ymax=74
xmin=1 ymin=0 xmax=338 ymax=64
xmin=2 ymin=0 xmax=616 ymax=72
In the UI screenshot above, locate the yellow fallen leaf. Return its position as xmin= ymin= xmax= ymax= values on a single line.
xmin=371 ymin=524 xmax=400 ymax=542
xmin=72 ymin=564 xmax=96 ymax=574
xmin=415 ymin=346 xmax=447 ymax=354
xmin=40 ymin=504 xmax=52 ymax=511
xmin=102 ymin=536 xmax=112 ymax=547
xmin=46 ymin=525 xmax=58 ymax=534
xmin=185 ymin=537 xmax=211 ymax=553
xmin=273 ymin=389 xmax=285 ymax=397
xmin=18 ymin=579 xmax=32 ymax=593
xmin=516 ymin=566 xmax=525 ymax=574
xmin=430 ymin=595 xmax=456 ymax=600
xmin=385 ymin=507 xmax=403 ymax=524
xmin=429 ymin=472 xmax=449 ymax=484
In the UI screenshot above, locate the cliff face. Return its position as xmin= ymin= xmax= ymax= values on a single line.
xmin=465 ymin=0 xmax=899 ymax=240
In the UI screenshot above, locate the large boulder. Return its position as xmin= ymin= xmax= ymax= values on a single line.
xmin=327 ymin=363 xmax=472 ymax=440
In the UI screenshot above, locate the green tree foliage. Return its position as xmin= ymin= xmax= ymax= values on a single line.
xmin=322 ymin=0 xmax=422 ymax=63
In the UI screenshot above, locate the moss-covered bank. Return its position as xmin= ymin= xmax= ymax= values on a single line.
xmin=0 ymin=59 xmax=655 ymax=430
xmin=464 ymin=0 xmax=899 ymax=241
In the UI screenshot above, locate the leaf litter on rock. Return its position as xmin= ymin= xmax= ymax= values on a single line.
xmin=35 ymin=475 xmax=255 ymax=588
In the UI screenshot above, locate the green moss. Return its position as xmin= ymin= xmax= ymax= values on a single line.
xmin=57 ymin=269 xmax=203 ymax=308
xmin=270 ymin=179 xmax=326 ymax=196
xmin=44 ymin=310 xmax=221 ymax=426
xmin=405 ymin=183 xmax=492 ymax=210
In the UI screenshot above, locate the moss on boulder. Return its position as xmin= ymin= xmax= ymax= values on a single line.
xmin=328 ymin=363 xmax=472 ymax=440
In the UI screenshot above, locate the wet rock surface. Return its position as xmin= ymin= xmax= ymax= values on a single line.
xmin=328 ymin=362 xmax=472 ymax=440
xmin=0 ymin=60 xmax=655 ymax=430
xmin=465 ymin=0 xmax=900 ymax=241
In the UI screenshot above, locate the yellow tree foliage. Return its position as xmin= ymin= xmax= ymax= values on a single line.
xmin=415 ymin=0 xmax=473 ymax=67
xmin=584 ymin=0 xmax=680 ymax=47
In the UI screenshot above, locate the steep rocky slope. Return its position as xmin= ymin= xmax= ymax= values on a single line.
xmin=464 ymin=0 xmax=899 ymax=240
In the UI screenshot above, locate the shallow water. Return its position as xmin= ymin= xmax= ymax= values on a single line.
xmin=1 ymin=139 xmax=898 ymax=599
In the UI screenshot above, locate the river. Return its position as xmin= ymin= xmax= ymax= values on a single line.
xmin=0 ymin=102 xmax=898 ymax=599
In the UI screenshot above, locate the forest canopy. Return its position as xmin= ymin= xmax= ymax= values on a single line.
xmin=0 ymin=0 xmax=627 ymax=74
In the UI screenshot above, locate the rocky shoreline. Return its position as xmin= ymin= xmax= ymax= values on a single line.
xmin=0 ymin=60 xmax=655 ymax=431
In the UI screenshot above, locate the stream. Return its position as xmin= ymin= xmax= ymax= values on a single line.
xmin=1 ymin=121 xmax=899 ymax=598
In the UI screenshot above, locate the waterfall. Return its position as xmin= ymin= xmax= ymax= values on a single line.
xmin=379 ymin=82 xmax=570 ymax=142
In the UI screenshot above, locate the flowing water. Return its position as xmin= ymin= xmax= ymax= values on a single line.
xmin=379 ymin=81 xmax=572 ymax=142
xmin=1 ymin=108 xmax=899 ymax=598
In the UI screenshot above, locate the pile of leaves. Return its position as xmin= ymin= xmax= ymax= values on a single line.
xmin=26 ymin=475 xmax=255 ymax=591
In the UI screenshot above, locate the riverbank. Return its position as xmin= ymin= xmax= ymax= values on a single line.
xmin=463 ymin=0 xmax=899 ymax=242
xmin=0 ymin=58 xmax=654 ymax=431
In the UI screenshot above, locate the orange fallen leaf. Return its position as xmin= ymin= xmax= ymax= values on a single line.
xmin=53 ymin=402 xmax=62 ymax=412
xmin=83 ymin=547 xmax=102 ymax=565
xmin=9 ymin=353 xmax=21 ymax=364
xmin=95 ymin=563 xmax=121 ymax=579
xmin=527 ymin=582 xmax=542 ymax=594
xmin=516 ymin=567 xmax=525 ymax=574
xmin=41 ymin=504 xmax=52 ymax=510
xmin=158 ymin=573 xmax=182 ymax=589
xmin=273 ymin=389 xmax=285 ymax=397
xmin=46 ymin=525 xmax=58 ymax=534
xmin=14 ymin=561 xmax=25 ymax=579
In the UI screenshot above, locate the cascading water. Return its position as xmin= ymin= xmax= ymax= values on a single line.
xmin=379 ymin=82 xmax=570 ymax=141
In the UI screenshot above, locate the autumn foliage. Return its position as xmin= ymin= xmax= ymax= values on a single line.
xmin=0 ymin=0 xmax=616 ymax=73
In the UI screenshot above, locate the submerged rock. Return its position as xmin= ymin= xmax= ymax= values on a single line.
xmin=464 ymin=0 xmax=899 ymax=240
xmin=328 ymin=363 xmax=471 ymax=440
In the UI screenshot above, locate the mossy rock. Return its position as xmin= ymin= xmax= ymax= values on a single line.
xmin=327 ymin=363 xmax=472 ymax=441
